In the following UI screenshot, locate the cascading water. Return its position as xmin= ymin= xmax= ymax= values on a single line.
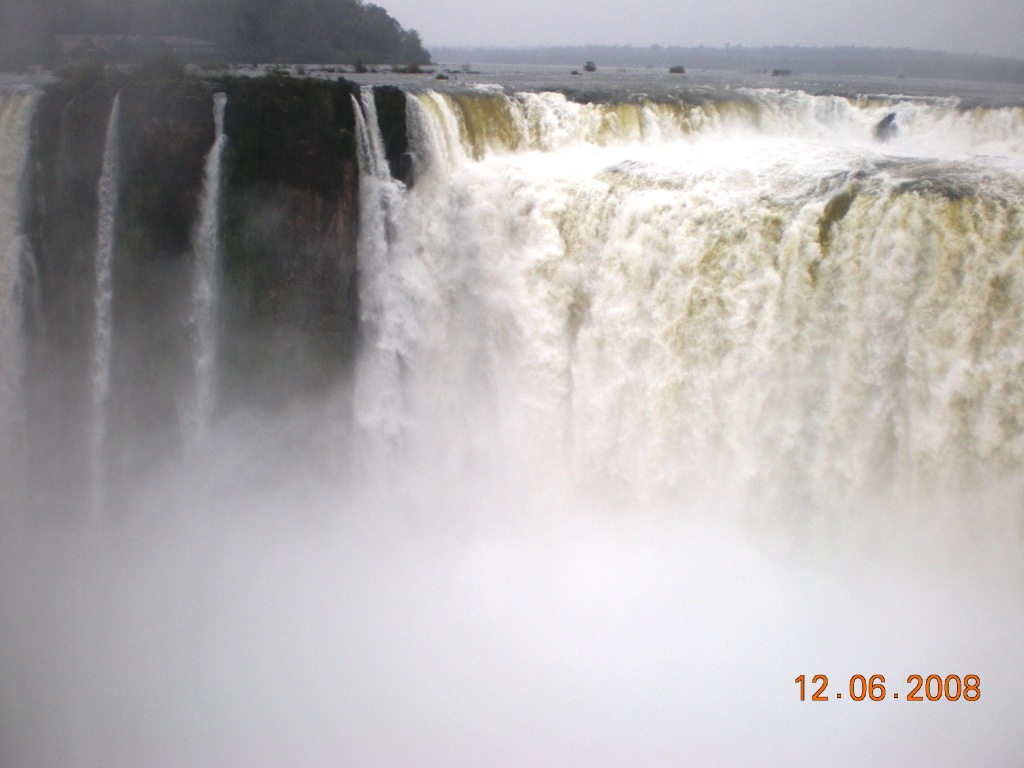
xmin=354 ymin=87 xmax=1024 ymax=518
xmin=4 ymin=78 xmax=1024 ymax=767
xmin=185 ymin=92 xmax=228 ymax=448
xmin=0 ymin=88 xmax=37 ymax=466
xmin=90 ymin=92 xmax=121 ymax=513
xmin=351 ymin=86 xmax=414 ymax=461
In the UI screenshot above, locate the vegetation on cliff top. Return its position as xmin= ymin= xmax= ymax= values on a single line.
xmin=1 ymin=0 xmax=430 ymax=69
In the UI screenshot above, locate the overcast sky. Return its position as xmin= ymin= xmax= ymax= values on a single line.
xmin=384 ymin=0 xmax=1024 ymax=58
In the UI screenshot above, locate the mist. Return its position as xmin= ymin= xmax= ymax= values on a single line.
xmin=3 ymin=40 xmax=1024 ymax=768
xmin=3 ymin=399 xmax=1023 ymax=766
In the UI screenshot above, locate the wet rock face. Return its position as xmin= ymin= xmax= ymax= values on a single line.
xmin=26 ymin=80 xmax=121 ymax=512
xmin=119 ymin=81 xmax=215 ymax=256
xmin=874 ymin=112 xmax=898 ymax=142
xmin=372 ymin=85 xmax=413 ymax=185
xmin=111 ymin=81 xmax=214 ymax=475
xmin=29 ymin=80 xmax=117 ymax=368
xmin=220 ymin=77 xmax=360 ymax=192
xmin=27 ymin=79 xmax=216 ymax=495
xmin=217 ymin=76 xmax=363 ymax=405
xmin=24 ymin=74 xmax=398 ymax=503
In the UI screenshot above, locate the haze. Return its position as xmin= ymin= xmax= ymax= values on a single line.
xmin=388 ymin=0 xmax=1024 ymax=58
xmin=3 ymin=6 xmax=1024 ymax=766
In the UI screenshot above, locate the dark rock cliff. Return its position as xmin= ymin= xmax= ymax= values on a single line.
xmin=24 ymin=74 xmax=408 ymax=510
xmin=373 ymin=85 xmax=412 ymax=185
xmin=27 ymin=78 xmax=123 ymax=506
xmin=113 ymin=79 xmax=215 ymax=478
xmin=217 ymin=75 xmax=362 ymax=408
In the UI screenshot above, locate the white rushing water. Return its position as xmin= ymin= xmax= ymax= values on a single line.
xmin=0 ymin=88 xmax=37 ymax=463
xmin=90 ymin=92 xmax=121 ymax=511
xmin=185 ymin=92 xmax=228 ymax=448
xmin=352 ymin=85 xmax=414 ymax=462
xmin=2 ymin=84 xmax=1023 ymax=767
xmin=353 ymin=88 xmax=1024 ymax=519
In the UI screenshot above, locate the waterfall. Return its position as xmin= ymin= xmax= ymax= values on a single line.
xmin=5 ymin=79 xmax=1024 ymax=768
xmin=185 ymin=92 xmax=228 ymax=448
xmin=351 ymin=86 xmax=413 ymax=459
xmin=399 ymin=89 xmax=1024 ymax=158
xmin=353 ymin=85 xmax=390 ymax=178
xmin=0 ymin=88 xmax=38 ymax=475
xmin=90 ymin=92 xmax=121 ymax=512
xmin=350 ymin=87 xmax=1024 ymax=513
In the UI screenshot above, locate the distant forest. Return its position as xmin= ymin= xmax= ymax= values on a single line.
xmin=434 ymin=45 xmax=1024 ymax=85
xmin=0 ymin=0 xmax=430 ymax=68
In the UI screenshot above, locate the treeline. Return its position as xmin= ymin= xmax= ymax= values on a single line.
xmin=0 ymin=0 xmax=430 ymax=68
xmin=433 ymin=44 xmax=1024 ymax=85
